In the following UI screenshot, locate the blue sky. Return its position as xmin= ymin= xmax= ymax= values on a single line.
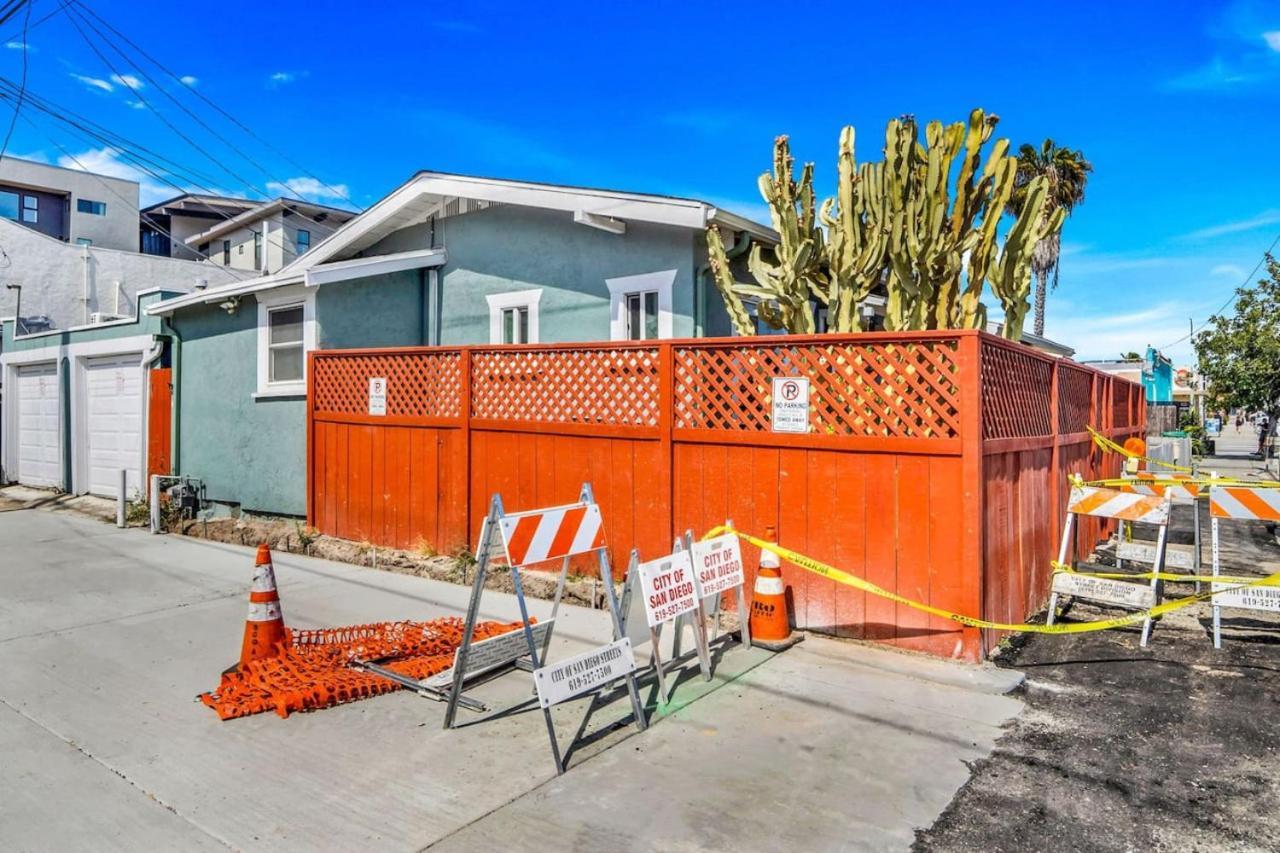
xmin=6 ymin=0 xmax=1280 ymax=363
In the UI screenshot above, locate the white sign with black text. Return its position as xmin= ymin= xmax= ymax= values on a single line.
xmin=691 ymin=533 xmax=746 ymax=599
xmin=368 ymin=377 xmax=387 ymax=416
xmin=533 ymin=638 xmax=636 ymax=709
xmin=771 ymin=376 xmax=810 ymax=433
xmin=638 ymin=551 xmax=699 ymax=628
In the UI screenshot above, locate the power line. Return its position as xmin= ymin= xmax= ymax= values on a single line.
xmin=58 ymin=0 xmax=356 ymax=252
xmin=72 ymin=0 xmax=353 ymax=207
xmin=0 ymin=0 xmax=29 ymax=161
xmin=1159 ymin=231 xmax=1280 ymax=350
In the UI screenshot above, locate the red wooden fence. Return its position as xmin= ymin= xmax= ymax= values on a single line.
xmin=307 ymin=330 xmax=1143 ymax=662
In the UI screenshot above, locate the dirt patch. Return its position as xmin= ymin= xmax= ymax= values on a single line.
xmin=916 ymin=501 xmax=1280 ymax=853
xmin=172 ymin=515 xmax=611 ymax=610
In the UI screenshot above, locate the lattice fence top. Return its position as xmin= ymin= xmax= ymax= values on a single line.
xmin=470 ymin=347 xmax=661 ymax=426
xmin=312 ymin=351 xmax=463 ymax=418
xmin=672 ymin=340 xmax=961 ymax=439
xmin=981 ymin=343 xmax=1054 ymax=439
xmin=1057 ymin=365 xmax=1094 ymax=434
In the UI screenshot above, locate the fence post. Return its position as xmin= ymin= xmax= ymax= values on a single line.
xmin=958 ymin=333 xmax=985 ymax=657
xmin=305 ymin=351 xmax=316 ymax=527
xmin=459 ymin=348 xmax=473 ymax=552
xmin=1049 ymin=360 xmax=1061 ymax=559
xmin=659 ymin=341 xmax=674 ymax=548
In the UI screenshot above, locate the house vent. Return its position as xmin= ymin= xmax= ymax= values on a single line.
xmin=441 ymin=197 xmax=498 ymax=219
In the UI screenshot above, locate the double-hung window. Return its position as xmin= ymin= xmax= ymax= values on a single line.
xmin=606 ymin=270 xmax=676 ymax=341
xmin=267 ymin=306 xmax=304 ymax=383
xmin=253 ymin=231 xmax=263 ymax=269
xmin=222 ymin=240 xmax=231 ymax=265
xmin=256 ymin=288 xmax=314 ymax=397
xmin=624 ymin=290 xmax=659 ymax=340
xmin=296 ymin=229 xmax=311 ymax=255
xmin=486 ymin=289 xmax=542 ymax=345
xmin=21 ymin=195 xmax=36 ymax=223
xmin=501 ymin=306 xmax=529 ymax=344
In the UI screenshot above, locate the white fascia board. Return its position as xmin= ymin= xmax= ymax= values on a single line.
xmin=416 ymin=174 xmax=709 ymax=229
xmin=707 ymin=208 xmax=778 ymax=243
xmin=304 ymin=248 xmax=447 ymax=287
xmin=145 ymin=273 xmax=304 ymax=315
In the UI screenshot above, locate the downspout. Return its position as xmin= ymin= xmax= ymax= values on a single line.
xmin=418 ymin=268 xmax=427 ymax=345
xmin=81 ymin=243 xmax=91 ymax=324
xmin=428 ymin=268 xmax=440 ymax=345
xmin=694 ymin=227 xmax=751 ymax=337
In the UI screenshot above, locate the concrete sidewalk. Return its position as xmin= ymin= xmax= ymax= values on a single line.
xmin=0 ymin=509 xmax=1022 ymax=851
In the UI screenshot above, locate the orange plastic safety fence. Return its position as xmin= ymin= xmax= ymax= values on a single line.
xmin=199 ymin=618 xmax=527 ymax=721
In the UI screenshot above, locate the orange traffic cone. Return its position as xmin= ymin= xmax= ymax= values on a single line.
xmin=238 ymin=543 xmax=288 ymax=668
xmin=749 ymin=527 xmax=802 ymax=652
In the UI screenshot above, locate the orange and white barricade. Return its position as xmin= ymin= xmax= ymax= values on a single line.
xmin=1209 ymin=486 xmax=1280 ymax=648
xmin=442 ymin=483 xmax=646 ymax=775
xmin=1047 ymin=483 xmax=1173 ymax=646
xmin=1116 ymin=471 xmax=1216 ymax=582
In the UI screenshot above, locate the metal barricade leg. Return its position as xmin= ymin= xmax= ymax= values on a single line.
xmin=1212 ymin=516 xmax=1223 ymax=649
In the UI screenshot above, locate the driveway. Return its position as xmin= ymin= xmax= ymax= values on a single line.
xmin=0 ymin=508 xmax=1021 ymax=851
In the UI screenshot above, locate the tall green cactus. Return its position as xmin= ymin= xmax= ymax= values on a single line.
xmin=708 ymin=135 xmax=827 ymax=336
xmin=705 ymin=108 xmax=1064 ymax=342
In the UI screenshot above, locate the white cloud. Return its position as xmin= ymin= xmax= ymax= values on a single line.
xmin=1210 ymin=263 xmax=1247 ymax=279
xmin=124 ymin=100 xmax=147 ymax=111
xmin=1264 ymin=30 xmax=1280 ymax=51
xmin=109 ymin=73 xmax=143 ymax=90
xmin=266 ymin=176 xmax=351 ymax=203
xmin=1043 ymin=300 xmax=1197 ymax=363
xmin=1180 ymin=209 xmax=1280 ymax=240
xmin=179 ymin=75 xmax=198 ymax=86
xmin=54 ymin=147 xmax=176 ymax=206
xmin=71 ymin=73 xmax=113 ymax=93
xmin=5 ymin=41 xmax=31 ymax=51
xmin=268 ymin=71 xmax=302 ymax=88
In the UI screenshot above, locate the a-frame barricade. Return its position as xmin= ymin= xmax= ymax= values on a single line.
xmin=1117 ymin=468 xmax=1215 ymax=589
xmin=1048 ymin=483 xmax=1173 ymax=646
xmin=1209 ymin=485 xmax=1280 ymax=648
xmin=442 ymin=483 xmax=646 ymax=775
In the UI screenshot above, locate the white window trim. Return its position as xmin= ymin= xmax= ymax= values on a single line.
xmin=486 ymin=289 xmax=542 ymax=344
xmin=605 ymin=269 xmax=676 ymax=341
xmin=256 ymin=286 xmax=315 ymax=398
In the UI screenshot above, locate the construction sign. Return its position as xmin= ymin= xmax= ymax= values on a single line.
xmin=444 ymin=484 xmax=646 ymax=775
xmin=691 ymin=533 xmax=746 ymax=598
xmin=638 ymin=551 xmax=698 ymax=627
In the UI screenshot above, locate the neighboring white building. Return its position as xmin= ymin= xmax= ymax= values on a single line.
xmin=0 ymin=217 xmax=232 ymax=330
xmin=167 ymin=197 xmax=358 ymax=275
xmin=139 ymin=193 xmax=262 ymax=261
xmin=0 ymin=156 xmax=140 ymax=251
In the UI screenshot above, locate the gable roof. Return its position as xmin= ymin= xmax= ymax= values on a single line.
xmin=278 ymin=170 xmax=777 ymax=272
xmin=146 ymin=171 xmax=776 ymax=317
xmin=179 ymin=197 xmax=360 ymax=246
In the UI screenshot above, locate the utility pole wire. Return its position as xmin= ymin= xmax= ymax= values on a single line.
xmin=1159 ymin=231 xmax=1280 ymax=351
xmin=72 ymin=0 xmax=353 ymax=207
xmin=0 ymin=0 xmax=30 ymax=162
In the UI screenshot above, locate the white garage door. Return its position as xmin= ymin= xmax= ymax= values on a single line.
xmin=84 ymin=355 xmax=143 ymax=499
xmin=15 ymin=362 xmax=61 ymax=488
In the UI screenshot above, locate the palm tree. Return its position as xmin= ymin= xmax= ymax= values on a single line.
xmin=1006 ymin=139 xmax=1093 ymax=337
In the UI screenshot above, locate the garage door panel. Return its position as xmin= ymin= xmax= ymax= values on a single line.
xmin=85 ymin=356 xmax=143 ymax=499
xmin=15 ymin=363 xmax=61 ymax=488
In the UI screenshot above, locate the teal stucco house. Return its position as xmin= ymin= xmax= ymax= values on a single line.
xmin=145 ymin=172 xmax=776 ymax=516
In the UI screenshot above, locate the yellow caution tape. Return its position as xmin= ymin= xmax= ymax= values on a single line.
xmin=1087 ymin=425 xmax=1193 ymax=473
xmin=703 ymin=526 xmax=1280 ymax=636
xmin=1085 ymin=425 xmax=1280 ymax=487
